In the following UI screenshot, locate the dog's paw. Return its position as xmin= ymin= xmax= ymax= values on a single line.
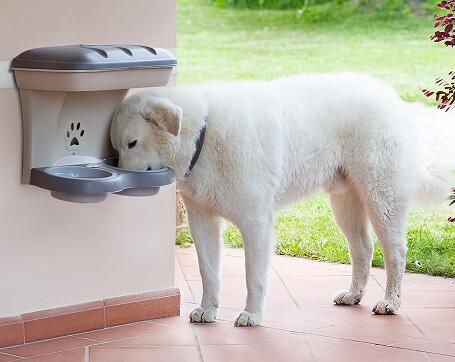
xmin=234 ymin=311 xmax=260 ymax=327
xmin=372 ymin=299 xmax=399 ymax=315
xmin=333 ymin=290 xmax=361 ymax=306
xmin=189 ymin=306 xmax=217 ymax=323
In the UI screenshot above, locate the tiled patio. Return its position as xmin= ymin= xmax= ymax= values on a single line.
xmin=1 ymin=246 xmax=453 ymax=361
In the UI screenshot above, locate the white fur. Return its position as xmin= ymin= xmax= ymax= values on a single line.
xmin=111 ymin=73 xmax=452 ymax=326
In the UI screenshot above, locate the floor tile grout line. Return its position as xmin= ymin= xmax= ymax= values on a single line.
xmin=186 ymin=339 xmax=455 ymax=357
xmin=400 ymin=306 xmax=455 ymax=309
xmin=0 ymin=333 xmax=99 ymax=353
xmin=422 ymin=351 xmax=432 ymax=362
xmin=303 ymin=331 xmax=455 ymax=357
xmin=4 ymin=329 xmax=196 ymax=360
xmin=371 ymin=275 xmax=385 ymax=291
xmin=216 ymin=317 xmax=332 ymax=335
xmin=84 ymin=345 xmax=90 ymax=362
xmin=271 ymin=264 xmax=301 ymax=308
xmin=0 ymin=350 xmax=27 ymax=359
xmin=176 ymin=254 xmax=198 ymax=304
xmin=223 ymin=309 xmax=442 ymax=338
xmin=306 ymin=319 xmax=430 ymax=338
xmin=5 ymin=344 xmax=204 ymax=360
xmin=293 ymin=322 xmax=430 ymax=341
xmin=4 ymin=327 xmax=183 ymax=359
xmin=176 ymin=255 xmax=204 ymax=361
xmin=91 ymin=344 xmax=200 ymax=348
xmin=214 ymin=304 xmax=455 ymax=310
xmin=372 ymin=274 xmax=454 ymax=311
xmin=3 ymin=345 xmax=93 ymax=360
xmin=216 ymin=340 xmax=453 ymax=359
xmin=83 ymin=319 xmax=164 ymax=332
xmin=188 ymin=323 xmax=204 ymax=362
xmin=302 ymin=334 xmax=317 ymax=362
xmin=76 ymin=329 xmax=178 ymax=345
xmin=179 ymin=338 xmax=455 ymax=357
xmin=308 ymin=325 xmax=452 ymax=346
xmin=402 ymin=311 xmax=427 ymax=339
xmin=0 ymin=319 xmax=165 ymax=353
xmin=217 ymin=315 xmax=454 ymax=347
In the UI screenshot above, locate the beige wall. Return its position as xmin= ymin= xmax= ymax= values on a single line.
xmin=0 ymin=0 xmax=177 ymax=317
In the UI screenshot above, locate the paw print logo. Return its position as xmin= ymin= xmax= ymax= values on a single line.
xmin=65 ymin=121 xmax=85 ymax=151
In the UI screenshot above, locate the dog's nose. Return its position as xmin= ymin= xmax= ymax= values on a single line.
xmin=146 ymin=166 xmax=152 ymax=171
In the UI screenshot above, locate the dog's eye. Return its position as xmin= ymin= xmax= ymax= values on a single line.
xmin=128 ymin=140 xmax=138 ymax=149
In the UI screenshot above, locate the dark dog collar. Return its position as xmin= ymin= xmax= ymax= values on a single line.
xmin=184 ymin=120 xmax=207 ymax=177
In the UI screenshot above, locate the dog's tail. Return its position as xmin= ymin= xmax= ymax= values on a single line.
xmin=413 ymin=163 xmax=454 ymax=204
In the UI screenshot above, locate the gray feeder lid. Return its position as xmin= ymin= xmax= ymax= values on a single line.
xmin=11 ymin=44 xmax=177 ymax=71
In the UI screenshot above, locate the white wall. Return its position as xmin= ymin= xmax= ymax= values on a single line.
xmin=0 ymin=0 xmax=177 ymax=317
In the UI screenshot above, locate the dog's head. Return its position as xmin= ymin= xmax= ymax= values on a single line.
xmin=110 ymin=94 xmax=182 ymax=171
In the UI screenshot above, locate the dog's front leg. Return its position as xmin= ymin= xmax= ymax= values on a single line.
xmin=235 ymin=214 xmax=275 ymax=327
xmin=185 ymin=200 xmax=222 ymax=323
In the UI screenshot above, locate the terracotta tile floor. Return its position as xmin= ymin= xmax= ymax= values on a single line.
xmin=1 ymin=246 xmax=454 ymax=361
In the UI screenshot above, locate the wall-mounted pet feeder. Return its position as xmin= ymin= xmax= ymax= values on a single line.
xmin=11 ymin=44 xmax=177 ymax=203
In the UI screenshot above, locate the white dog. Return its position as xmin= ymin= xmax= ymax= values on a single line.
xmin=111 ymin=73 xmax=451 ymax=327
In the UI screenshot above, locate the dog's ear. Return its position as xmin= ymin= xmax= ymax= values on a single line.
xmin=143 ymin=101 xmax=182 ymax=136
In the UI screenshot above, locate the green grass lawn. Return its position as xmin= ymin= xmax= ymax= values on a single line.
xmin=176 ymin=0 xmax=455 ymax=277
xmin=178 ymin=0 xmax=455 ymax=103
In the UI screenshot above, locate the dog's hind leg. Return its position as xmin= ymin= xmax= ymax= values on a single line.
xmin=234 ymin=213 xmax=275 ymax=327
xmin=186 ymin=199 xmax=223 ymax=323
xmin=330 ymin=186 xmax=374 ymax=306
xmin=366 ymin=194 xmax=408 ymax=315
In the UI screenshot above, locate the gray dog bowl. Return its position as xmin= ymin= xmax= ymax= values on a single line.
xmin=102 ymin=157 xmax=173 ymax=197
xmin=30 ymin=157 xmax=175 ymax=203
xmin=45 ymin=166 xmax=115 ymax=179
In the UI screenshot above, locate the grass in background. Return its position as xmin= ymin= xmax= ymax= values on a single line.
xmin=176 ymin=0 xmax=455 ymax=277
xmin=212 ymin=0 xmax=436 ymax=12
xmin=178 ymin=0 xmax=455 ymax=103
xmin=213 ymin=0 xmax=328 ymax=8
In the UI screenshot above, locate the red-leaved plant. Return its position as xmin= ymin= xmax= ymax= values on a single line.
xmin=431 ymin=0 xmax=455 ymax=46
xmin=450 ymin=193 xmax=455 ymax=222
xmin=422 ymin=1 xmax=455 ymax=112
xmin=422 ymin=73 xmax=455 ymax=111
xmin=422 ymin=1 xmax=455 ymax=222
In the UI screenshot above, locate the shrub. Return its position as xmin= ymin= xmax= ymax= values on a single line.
xmin=421 ymin=0 xmax=455 ymax=221
xmin=423 ymin=1 xmax=455 ymax=111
